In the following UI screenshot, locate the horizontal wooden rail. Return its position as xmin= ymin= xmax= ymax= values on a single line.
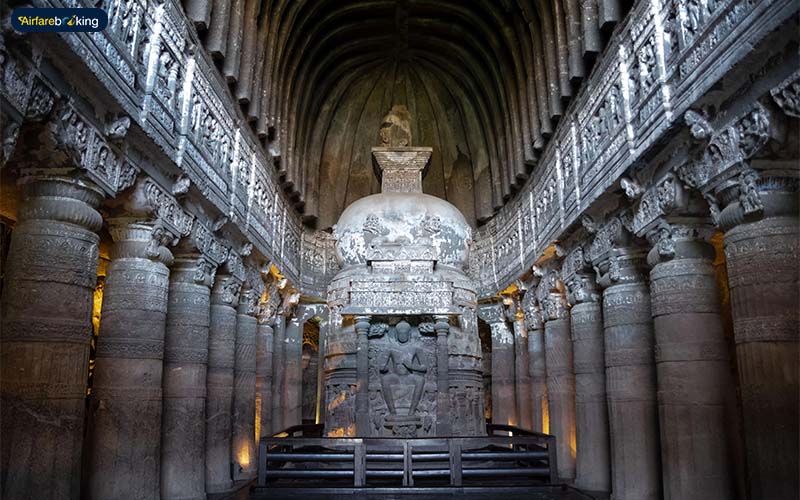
xmin=257 ymin=428 xmax=558 ymax=488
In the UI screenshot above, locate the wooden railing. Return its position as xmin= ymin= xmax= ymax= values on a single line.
xmin=257 ymin=426 xmax=557 ymax=489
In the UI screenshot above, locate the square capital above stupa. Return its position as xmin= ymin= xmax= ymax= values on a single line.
xmin=371 ymin=146 xmax=432 ymax=194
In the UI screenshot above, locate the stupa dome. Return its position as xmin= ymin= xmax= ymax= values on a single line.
xmin=333 ymin=190 xmax=471 ymax=268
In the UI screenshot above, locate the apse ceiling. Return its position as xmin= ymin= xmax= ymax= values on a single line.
xmin=186 ymin=0 xmax=630 ymax=228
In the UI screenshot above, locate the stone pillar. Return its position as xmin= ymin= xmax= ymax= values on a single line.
xmin=354 ymin=315 xmax=371 ymax=436
xmin=564 ymin=250 xmax=611 ymax=493
xmin=511 ymin=301 xmax=533 ymax=430
xmin=256 ymin=319 xmax=274 ymax=437
xmin=593 ymin=240 xmax=661 ymax=500
xmin=478 ymin=304 xmax=517 ymax=427
xmin=434 ymin=315 xmax=451 ymax=435
xmin=160 ymin=256 xmax=216 ymax=500
xmin=283 ymin=315 xmax=303 ymax=428
xmin=1 ymin=177 xmax=102 ymax=500
xmin=205 ymin=272 xmax=240 ymax=494
xmin=540 ymin=277 xmax=577 ymax=483
xmin=232 ymin=287 xmax=258 ymax=480
xmin=524 ymin=301 xmax=548 ymax=434
xmin=315 ymin=316 xmax=329 ymax=423
xmin=88 ymin=220 xmax=174 ymax=500
xmin=646 ymin=225 xmax=735 ymax=499
xmin=270 ymin=314 xmax=286 ymax=433
xmin=720 ymin=180 xmax=799 ymax=499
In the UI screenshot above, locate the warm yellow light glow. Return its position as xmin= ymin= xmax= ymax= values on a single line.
xmin=542 ymin=397 xmax=550 ymax=435
xmin=254 ymin=395 xmax=262 ymax=442
xmin=237 ymin=448 xmax=251 ymax=468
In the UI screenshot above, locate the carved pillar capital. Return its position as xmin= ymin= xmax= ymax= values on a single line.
xmin=211 ymin=273 xmax=242 ymax=306
xmin=354 ymin=315 xmax=371 ymax=333
xmin=10 ymin=95 xmax=139 ymax=196
xmin=771 ymin=69 xmax=800 ymax=118
xmin=644 ymin=220 xmax=716 ymax=267
xmin=676 ymin=103 xmax=797 ymax=231
xmin=521 ymin=291 xmax=544 ymax=331
xmin=237 ymin=287 xmax=260 ymax=317
xmin=16 ymin=175 xmax=105 ymax=231
xmin=477 ymin=302 xmax=504 ymax=324
xmin=433 ymin=315 xmax=450 ymax=335
xmin=562 ymin=243 xmax=601 ymax=305
xmin=589 ymin=213 xmax=648 ymax=288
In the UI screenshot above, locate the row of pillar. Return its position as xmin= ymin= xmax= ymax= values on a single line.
xmin=0 ymin=175 xmax=306 ymax=500
xmin=479 ymin=200 xmax=798 ymax=499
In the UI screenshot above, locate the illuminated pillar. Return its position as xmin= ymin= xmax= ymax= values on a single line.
xmin=0 ymin=177 xmax=102 ymax=499
xmin=478 ymin=304 xmax=517 ymax=427
xmin=566 ymin=270 xmax=610 ymax=493
xmin=256 ymin=319 xmax=274 ymax=437
xmin=648 ymin=226 xmax=735 ymax=499
xmin=205 ymin=272 xmax=240 ymax=493
xmin=595 ymin=243 xmax=661 ymax=500
xmin=525 ymin=301 xmax=548 ymax=433
xmin=232 ymin=287 xmax=258 ymax=480
xmin=542 ymin=285 xmax=577 ymax=483
xmin=88 ymin=219 xmax=174 ymax=499
xmin=511 ymin=300 xmax=532 ymax=430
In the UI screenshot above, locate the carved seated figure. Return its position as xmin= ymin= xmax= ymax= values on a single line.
xmin=378 ymin=321 xmax=427 ymax=419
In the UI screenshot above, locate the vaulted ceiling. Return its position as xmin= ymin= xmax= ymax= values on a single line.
xmin=184 ymin=0 xmax=630 ymax=228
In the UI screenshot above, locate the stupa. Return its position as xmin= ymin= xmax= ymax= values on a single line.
xmin=324 ymin=106 xmax=485 ymax=438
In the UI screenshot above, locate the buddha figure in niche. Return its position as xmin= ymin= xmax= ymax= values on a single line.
xmin=378 ymin=320 xmax=428 ymax=417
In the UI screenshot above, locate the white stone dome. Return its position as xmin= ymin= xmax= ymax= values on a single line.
xmin=333 ymin=191 xmax=472 ymax=269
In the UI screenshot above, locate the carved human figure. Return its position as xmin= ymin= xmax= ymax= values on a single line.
xmin=378 ymin=321 xmax=428 ymax=416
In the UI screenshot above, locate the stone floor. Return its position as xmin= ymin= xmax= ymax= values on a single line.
xmin=211 ymin=482 xmax=603 ymax=500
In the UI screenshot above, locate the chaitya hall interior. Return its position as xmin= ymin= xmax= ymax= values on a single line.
xmin=0 ymin=0 xmax=798 ymax=499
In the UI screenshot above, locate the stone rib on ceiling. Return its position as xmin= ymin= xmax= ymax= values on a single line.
xmin=183 ymin=0 xmax=628 ymax=228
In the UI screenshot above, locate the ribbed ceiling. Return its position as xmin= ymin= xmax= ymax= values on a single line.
xmin=185 ymin=0 xmax=629 ymax=228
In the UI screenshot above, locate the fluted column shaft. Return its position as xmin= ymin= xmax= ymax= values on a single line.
xmin=513 ymin=315 xmax=533 ymax=430
xmin=270 ymin=314 xmax=286 ymax=433
xmin=1 ymin=178 xmax=102 ymax=500
xmin=544 ymin=309 xmax=577 ymax=482
xmin=232 ymin=289 xmax=258 ymax=480
xmin=648 ymin=234 xmax=735 ymax=499
xmin=528 ymin=322 xmax=548 ymax=433
xmin=256 ymin=322 xmax=274 ymax=437
xmin=600 ymin=249 xmax=661 ymax=500
xmin=569 ymin=289 xmax=610 ymax=492
xmin=283 ymin=315 xmax=304 ymax=428
xmin=161 ymin=258 xmax=213 ymax=500
xmin=205 ymin=274 xmax=239 ymax=493
xmin=722 ymin=191 xmax=799 ymax=499
xmin=89 ymin=221 xmax=173 ymax=500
